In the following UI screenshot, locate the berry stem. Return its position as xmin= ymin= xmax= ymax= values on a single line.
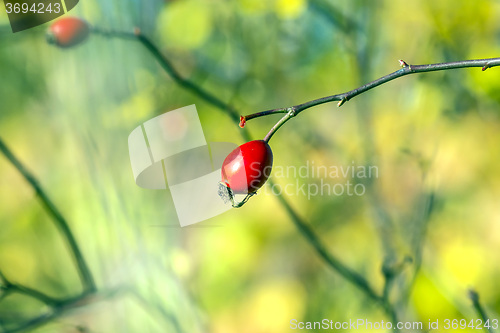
xmin=218 ymin=182 xmax=256 ymax=208
xmin=263 ymin=107 xmax=296 ymax=143
xmin=232 ymin=193 xmax=256 ymax=208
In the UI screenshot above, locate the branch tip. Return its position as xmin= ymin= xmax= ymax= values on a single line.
xmin=239 ymin=116 xmax=246 ymax=128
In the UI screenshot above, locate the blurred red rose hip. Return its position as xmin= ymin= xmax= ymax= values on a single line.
xmin=47 ymin=17 xmax=90 ymax=48
xmin=221 ymin=140 xmax=273 ymax=194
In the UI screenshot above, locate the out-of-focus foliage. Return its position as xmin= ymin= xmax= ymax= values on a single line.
xmin=1 ymin=0 xmax=500 ymax=332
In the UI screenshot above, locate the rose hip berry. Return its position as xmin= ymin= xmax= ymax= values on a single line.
xmin=221 ymin=140 xmax=273 ymax=195
xmin=47 ymin=17 xmax=90 ymax=48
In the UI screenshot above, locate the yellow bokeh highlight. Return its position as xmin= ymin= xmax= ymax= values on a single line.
xmin=275 ymin=0 xmax=306 ymax=19
xmin=412 ymin=274 xmax=457 ymax=319
xmin=170 ymin=248 xmax=192 ymax=279
xmin=239 ymin=278 xmax=305 ymax=333
xmin=121 ymin=92 xmax=154 ymax=122
xmin=157 ymin=0 xmax=213 ymax=50
xmin=441 ymin=240 xmax=483 ymax=286
xmin=102 ymin=88 xmax=154 ymax=128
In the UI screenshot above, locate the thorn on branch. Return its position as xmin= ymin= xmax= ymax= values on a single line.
xmin=399 ymin=59 xmax=409 ymax=68
xmin=337 ymin=97 xmax=347 ymax=107
xmin=482 ymin=62 xmax=491 ymax=71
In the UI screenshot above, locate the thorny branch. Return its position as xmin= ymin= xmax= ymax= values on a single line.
xmin=243 ymin=57 xmax=500 ymax=142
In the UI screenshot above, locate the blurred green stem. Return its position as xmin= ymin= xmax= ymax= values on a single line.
xmin=0 ymin=137 xmax=96 ymax=294
xmin=402 ymin=191 xmax=435 ymax=306
xmin=0 ymin=288 xmax=124 ymax=333
xmin=469 ymin=290 xmax=495 ymax=333
xmin=273 ymin=187 xmax=379 ymax=300
xmin=92 ymin=27 xmax=245 ymax=132
xmin=274 ymin=187 xmax=402 ymax=328
xmin=308 ymin=0 xmax=359 ymax=34
xmin=0 ymin=270 xmax=63 ymax=307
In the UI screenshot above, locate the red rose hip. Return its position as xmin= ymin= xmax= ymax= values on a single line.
xmin=221 ymin=140 xmax=273 ymax=194
xmin=47 ymin=17 xmax=90 ymax=48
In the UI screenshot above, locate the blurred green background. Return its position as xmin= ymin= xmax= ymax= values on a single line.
xmin=1 ymin=0 xmax=500 ymax=332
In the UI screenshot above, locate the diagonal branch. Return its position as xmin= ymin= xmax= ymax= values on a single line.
xmin=273 ymin=187 xmax=380 ymax=302
xmin=92 ymin=28 xmax=242 ymax=125
xmin=274 ymin=185 xmax=402 ymax=325
xmin=0 ymin=137 xmax=96 ymax=294
xmin=0 ymin=270 xmax=64 ymax=307
xmin=242 ymin=57 xmax=500 ymax=141
xmin=0 ymin=288 xmax=124 ymax=333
